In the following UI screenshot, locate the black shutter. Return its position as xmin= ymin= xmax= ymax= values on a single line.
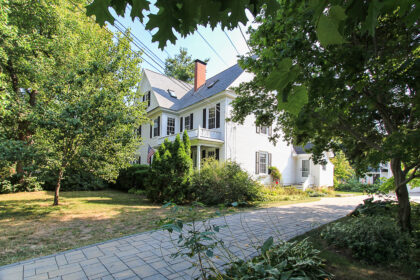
xmin=147 ymin=91 xmax=151 ymax=107
xmin=256 ymin=125 xmax=260 ymax=133
xmin=216 ymin=103 xmax=220 ymax=128
xmin=138 ymin=125 xmax=142 ymax=137
xmin=190 ymin=113 xmax=193 ymax=129
xmin=142 ymin=95 xmax=145 ymax=102
xmin=180 ymin=117 xmax=183 ymax=132
xmin=215 ymin=148 xmax=219 ymax=160
xmin=268 ymin=153 xmax=272 ymax=167
xmin=150 ymin=124 xmax=152 ymax=138
xmin=255 ymin=152 xmax=260 ymax=174
xmin=157 ymin=116 xmax=160 ymax=136
xmin=202 ymin=149 xmax=206 ymax=159
xmin=203 ymin=108 xmax=207 ymax=128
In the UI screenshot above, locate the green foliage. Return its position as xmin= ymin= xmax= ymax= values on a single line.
xmin=164 ymin=48 xmax=208 ymax=83
xmin=146 ymin=133 xmax=193 ymax=204
xmin=223 ymin=239 xmax=333 ymax=280
xmin=41 ymin=169 xmax=107 ymax=192
xmin=113 ymin=164 xmax=149 ymax=192
xmin=321 ymin=215 xmax=413 ymax=265
xmin=268 ymin=166 xmax=281 ymax=182
xmin=336 ymin=177 xmax=380 ymax=194
xmin=86 ymin=0 xmax=280 ymax=48
xmin=0 ymin=0 xmax=147 ymax=202
xmin=257 ymin=186 xmax=307 ymax=202
xmin=230 ymin=0 xmax=419 ymax=229
xmin=330 ymin=151 xmax=355 ymax=186
xmin=191 ymin=158 xmax=260 ymax=206
xmin=0 ymin=176 xmax=42 ymax=194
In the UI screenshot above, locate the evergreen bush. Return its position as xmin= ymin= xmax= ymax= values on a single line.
xmin=113 ymin=164 xmax=149 ymax=192
xmin=145 ymin=131 xmax=193 ymax=204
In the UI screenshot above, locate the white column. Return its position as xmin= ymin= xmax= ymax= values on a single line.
xmin=197 ymin=145 xmax=201 ymax=171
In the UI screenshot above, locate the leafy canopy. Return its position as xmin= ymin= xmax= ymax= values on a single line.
xmin=164 ymin=47 xmax=208 ymax=83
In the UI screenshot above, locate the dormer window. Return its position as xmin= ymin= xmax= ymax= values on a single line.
xmin=167 ymin=89 xmax=177 ymax=98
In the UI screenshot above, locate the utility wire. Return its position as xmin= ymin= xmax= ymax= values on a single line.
xmin=197 ymin=30 xmax=228 ymax=66
xmin=223 ymin=30 xmax=241 ymax=56
xmin=239 ymin=25 xmax=251 ymax=53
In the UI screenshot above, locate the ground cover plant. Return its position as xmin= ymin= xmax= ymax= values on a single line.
xmin=291 ymin=198 xmax=420 ymax=280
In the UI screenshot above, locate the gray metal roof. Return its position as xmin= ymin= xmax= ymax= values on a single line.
xmin=144 ymin=64 xmax=243 ymax=111
xmin=294 ymin=143 xmax=314 ymax=154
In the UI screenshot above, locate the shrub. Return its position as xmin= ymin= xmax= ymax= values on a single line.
xmin=321 ymin=215 xmax=413 ymax=264
xmin=223 ymin=239 xmax=333 ymax=280
xmin=268 ymin=166 xmax=282 ymax=183
xmin=191 ymin=158 xmax=260 ymax=205
xmin=0 ymin=175 xmax=43 ymax=194
xmin=258 ymin=186 xmax=308 ymax=202
xmin=112 ymin=164 xmax=149 ymax=192
xmin=42 ymin=169 xmax=107 ymax=191
xmin=335 ymin=177 xmax=381 ymax=193
xmin=145 ymin=132 xmax=193 ymax=204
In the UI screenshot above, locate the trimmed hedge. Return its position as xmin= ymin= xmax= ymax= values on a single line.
xmin=112 ymin=164 xmax=149 ymax=192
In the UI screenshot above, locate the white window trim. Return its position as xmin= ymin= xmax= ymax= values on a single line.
xmin=208 ymin=106 xmax=216 ymax=129
xmin=184 ymin=115 xmax=191 ymax=130
xmin=153 ymin=118 xmax=159 ymax=137
xmin=167 ymin=117 xmax=175 ymax=135
xmin=301 ymin=159 xmax=310 ymax=177
xmin=259 ymin=151 xmax=269 ymax=174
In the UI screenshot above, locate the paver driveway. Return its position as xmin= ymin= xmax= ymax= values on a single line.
xmin=0 ymin=196 xmax=367 ymax=280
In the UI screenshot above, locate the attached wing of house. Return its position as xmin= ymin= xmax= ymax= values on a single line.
xmin=136 ymin=60 xmax=334 ymax=188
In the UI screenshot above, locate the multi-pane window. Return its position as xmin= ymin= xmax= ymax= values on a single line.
xmin=208 ymin=107 xmax=216 ymax=129
xmin=184 ymin=115 xmax=191 ymax=130
xmin=207 ymin=150 xmax=215 ymax=158
xmin=302 ymin=160 xmax=310 ymax=177
xmin=259 ymin=152 xmax=268 ymax=174
xmin=153 ymin=118 xmax=159 ymax=137
xmin=261 ymin=126 xmax=268 ymax=134
xmin=167 ymin=117 xmax=175 ymax=135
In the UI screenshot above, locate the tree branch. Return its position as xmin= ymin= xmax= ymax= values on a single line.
xmin=398 ymin=164 xmax=420 ymax=187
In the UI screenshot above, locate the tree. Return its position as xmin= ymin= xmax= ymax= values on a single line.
xmin=229 ymin=2 xmax=419 ymax=231
xmin=146 ymin=133 xmax=193 ymax=204
xmin=164 ymin=48 xmax=196 ymax=83
xmin=0 ymin=0 xmax=147 ymax=204
xmin=330 ymin=151 xmax=355 ymax=186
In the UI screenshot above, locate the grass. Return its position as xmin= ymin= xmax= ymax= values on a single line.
xmin=0 ymin=190 xmax=221 ymax=266
xmin=291 ymin=204 xmax=419 ymax=280
xmin=0 ymin=188 xmax=325 ymax=266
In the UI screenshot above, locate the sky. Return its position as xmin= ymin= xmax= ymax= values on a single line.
xmin=107 ymin=6 xmax=255 ymax=79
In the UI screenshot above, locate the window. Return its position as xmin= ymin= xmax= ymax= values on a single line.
xmin=137 ymin=125 xmax=142 ymax=137
xmin=153 ymin=118 xmax=159 ymax=137
xmin=207 ymin=150 xmax=215 ymax=158
xmin=259 ymin=152 xmax=268 ymax=174
xmin=143 ymin=91 xmax=151 ymax=107
xmin=302 ymin=160 xmax=310 ymax=177
xmin=208 ymin=107 xmax=216 ymax=129
xmin=322 ymin=164 xmax=327 ymax=171
xmin=137 ymin=156 xmax=141 ymax=164
xmin=256 ymin=125 xmax=272 ymax=135
xmin=184 ymin=115 xmax=190 ymax=130
xmin=167 ymin=117 xmax=175 ymax=135
xmin=167 ymin=89 xmax=177 ymax=98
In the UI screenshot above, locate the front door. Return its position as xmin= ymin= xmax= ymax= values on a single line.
xmin=302 ymin=160 xmax=310 ymax=178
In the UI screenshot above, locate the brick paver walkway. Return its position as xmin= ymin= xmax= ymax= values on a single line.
xmin=0 ymin=196 xmax=366 ymax=280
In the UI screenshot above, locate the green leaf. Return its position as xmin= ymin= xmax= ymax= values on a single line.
xmin=130 ymin=0 xmax=150 ymax=22
xmin=316 ymin=5 xmax=347 ymax=46
xmin=361 ymin=0 xmax=384 ymax=36
xmin=261 ymin=236 xmax=273 ymax=255
xmin=85 ymin=0 xmax=114 ymax=26
xmin=265 ymin=58 xmax=294 ymax=93
xmin=277 ymin=86 xmax=308 ymax=116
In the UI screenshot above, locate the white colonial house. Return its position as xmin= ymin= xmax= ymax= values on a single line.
xmin=136 ymin=60 xmax=334 ymax=188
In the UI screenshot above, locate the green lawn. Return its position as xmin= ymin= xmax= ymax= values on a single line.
xmin=0 ymin=189 xmax=324 ymax=266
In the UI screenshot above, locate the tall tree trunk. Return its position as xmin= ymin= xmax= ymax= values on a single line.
xmin=391 ymin=158 xmax=412 ymax=232
xmin=53 ymin=167 xmax=64 ymax=206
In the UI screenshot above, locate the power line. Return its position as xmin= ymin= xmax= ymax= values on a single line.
xmin=239 ymin=25 xmax=251 ymax=53
xmin=223 ymin=30 xmax=240 ymax=56
xmin=197 ymin=30 xmax=228 ymax=66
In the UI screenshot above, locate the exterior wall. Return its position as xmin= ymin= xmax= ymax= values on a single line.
xmin=225 ymin=97 xmax=297 ymax=185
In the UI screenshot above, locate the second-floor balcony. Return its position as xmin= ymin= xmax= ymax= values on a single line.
xmin=157 ymin=127 xmax=223 ymax=144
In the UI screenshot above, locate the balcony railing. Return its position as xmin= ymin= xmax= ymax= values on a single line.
xmin=157 ymin=127 xmax=223 ymax=143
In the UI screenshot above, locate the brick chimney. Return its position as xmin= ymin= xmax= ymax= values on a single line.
xmin=194 ymin=59 xmax=207 ymax=92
